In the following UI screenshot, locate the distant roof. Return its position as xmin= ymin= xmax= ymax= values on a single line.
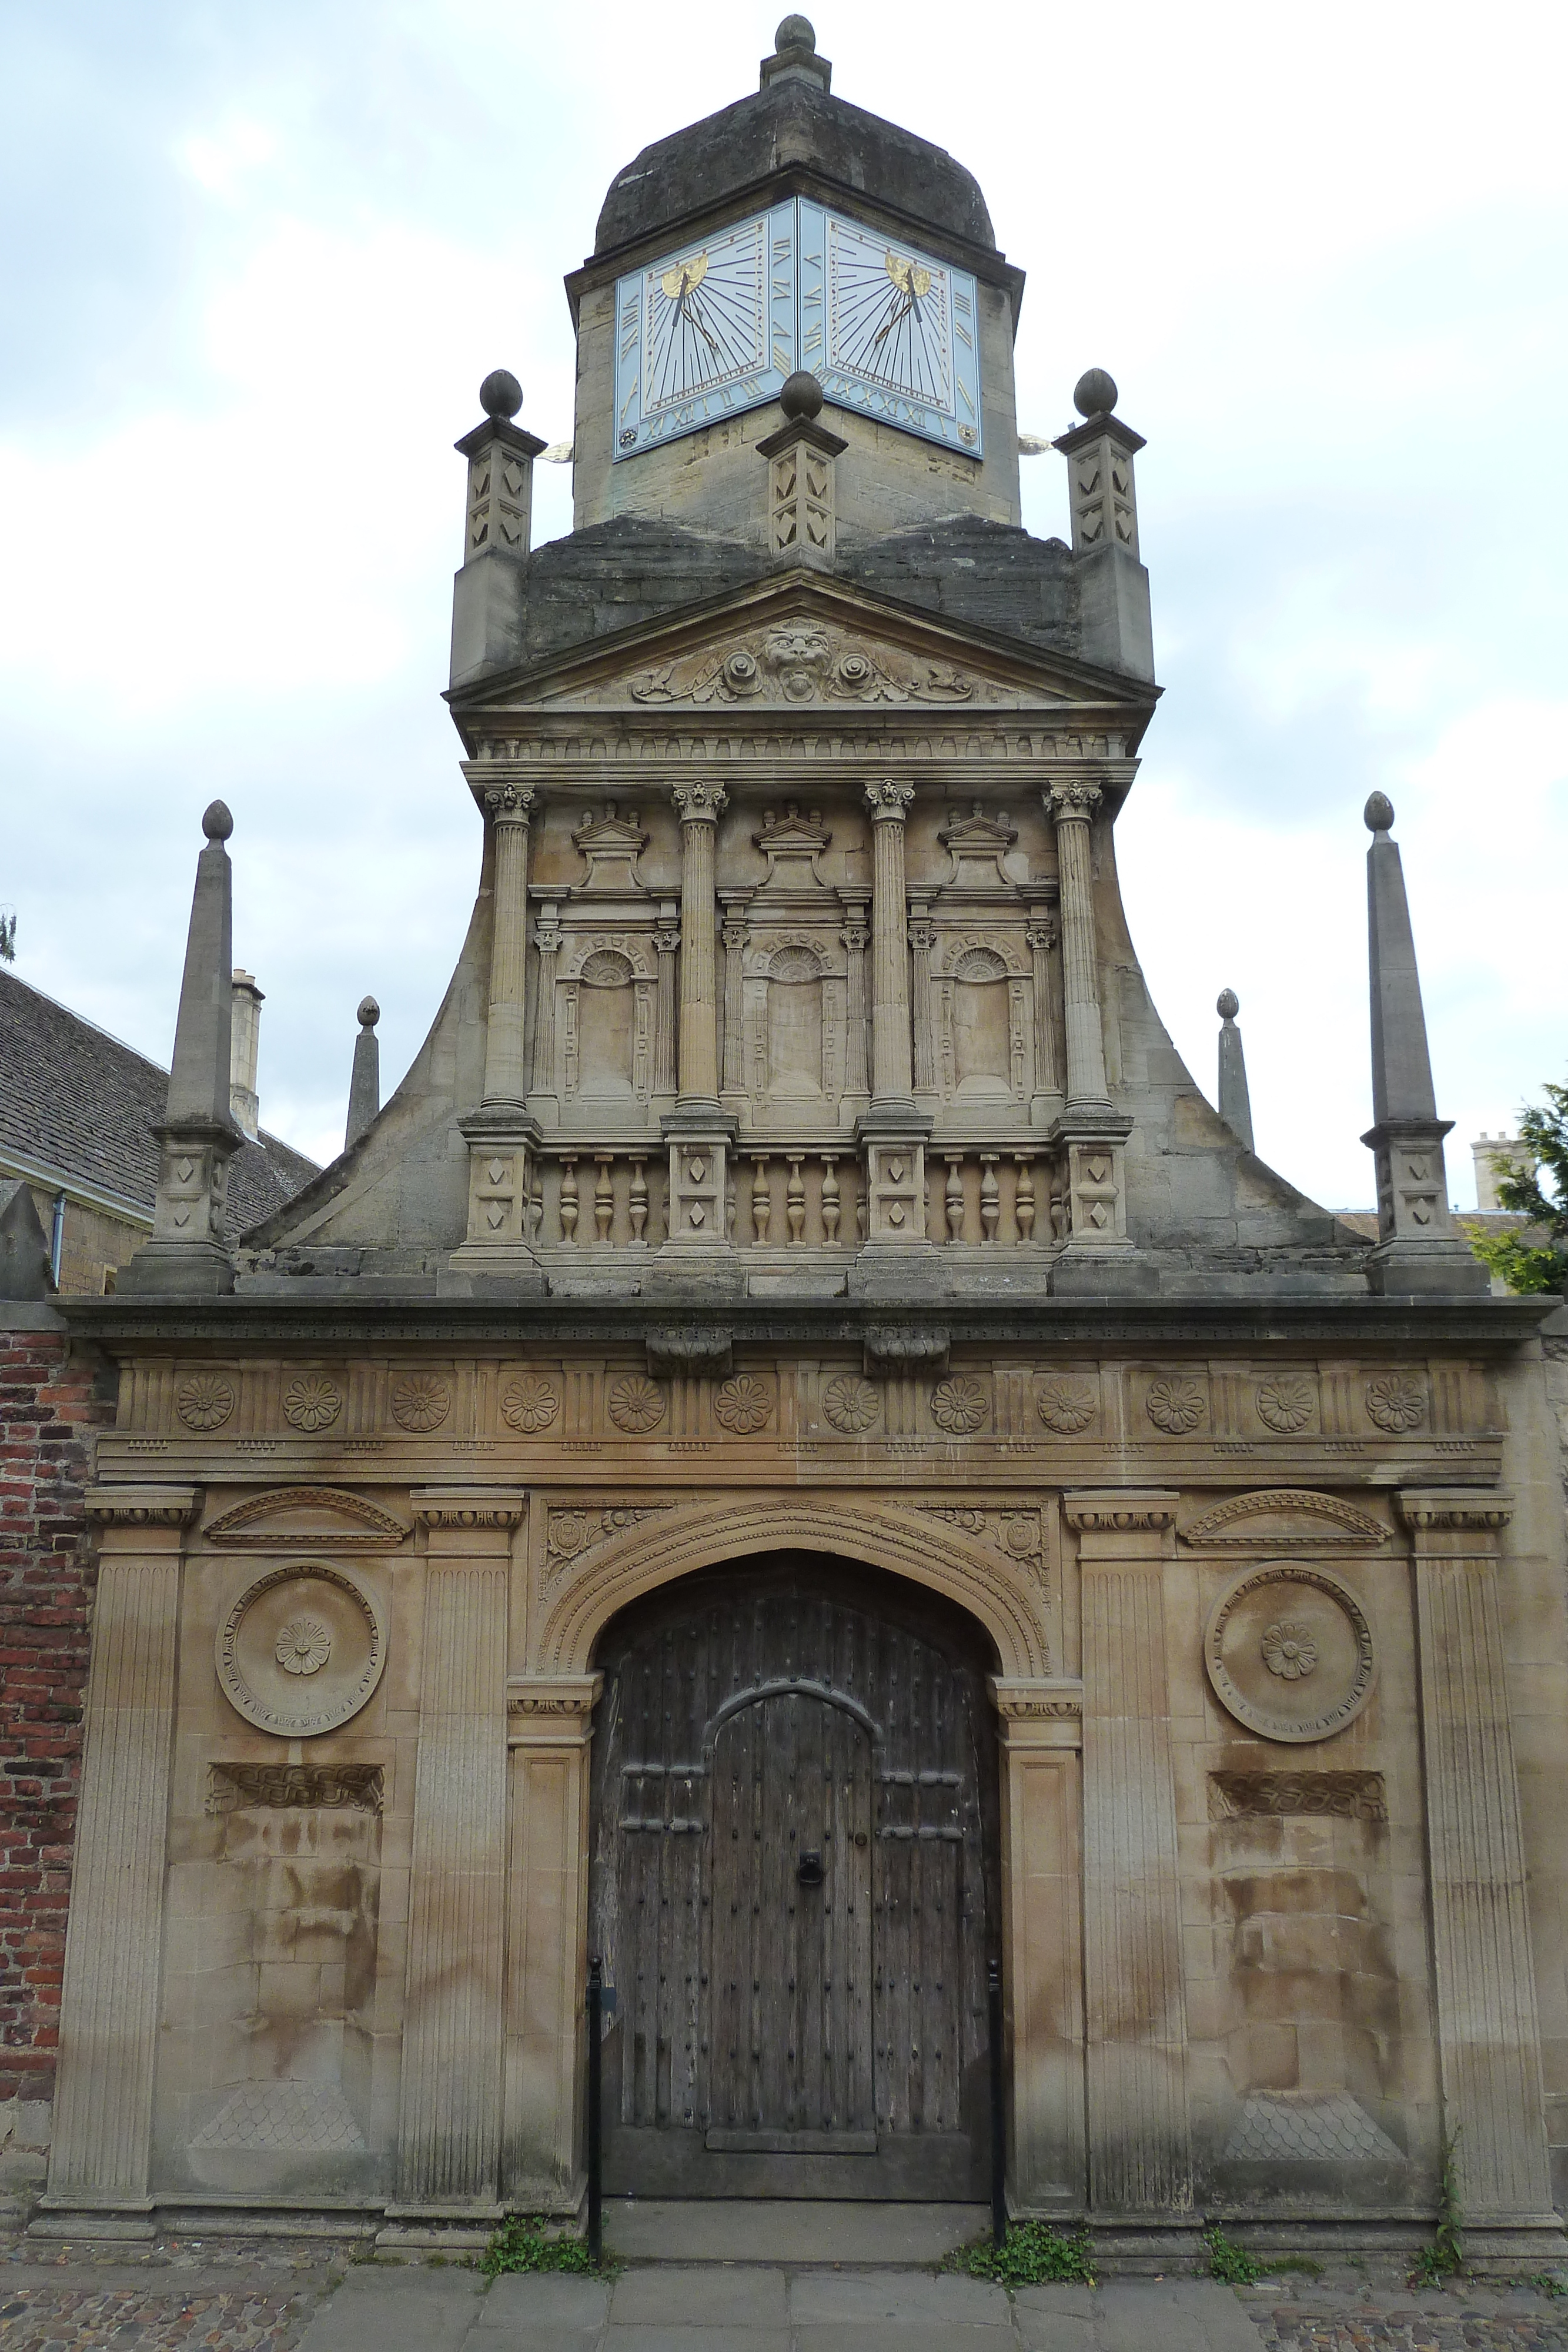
xmin=0 ymin=966 xmax=318 ymax=1228
xmin=594 ymin=71 xmax=996 ymax=262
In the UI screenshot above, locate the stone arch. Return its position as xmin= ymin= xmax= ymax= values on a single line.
xmin=534 ymin=1492 xmax=1048 ymax=1677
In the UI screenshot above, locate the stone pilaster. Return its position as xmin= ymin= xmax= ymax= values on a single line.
xmin=1400 ymin=1491 xmax=1554 ymax=2221
xmin=857 ymin=781 xmax=930 ymax=1245
xmin=654 ymin=913 xmax=681 ymax=1100
xmin=1027 ymin=906 xmax=1060 ymax=1102
xmin=909 ymin=902 xmax=938 ymax=1098
xmin=46 ymin=1488 xmax=197 ymax=2220
xmin=1045 ymin=784 xmax=1133 ymax=1264
xmin=991 ymin=1679 xmax=1086 ymax=2209
xmin=718 ymin=898 xmax=749 ymax=1098
xmin=457 ymin=777 xmax=543 ymax=1266
xmin=393 ymin=1492 xmax=520 ymax=2215
xmin=839 ymin=900 xmax=870 ymax=1100
xmin=662 ymin=781 xmax=735 ymax=1252
xmin=530 ymin=896 xmax=563 ymax=1109
xmin=503 ymin=1674 xmax=602 ymax=2206
xmin=1067 ymin=1492 xmax=1191 ymax=2216
xmin=482 ymin=781 xmax=536 ymax=1106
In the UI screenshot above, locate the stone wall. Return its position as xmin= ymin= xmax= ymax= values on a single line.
xmin=0 ymin=1315 xmax=107 ymax=2123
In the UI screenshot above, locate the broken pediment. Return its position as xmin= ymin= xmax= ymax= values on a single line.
xmin=1179 ymin=1489 xmax=1390 ymax=1552
xmin=203 ymin=1486 xmax=412 ymax=1549
xmin=1185 ymin=1496 xmax=1392 ymax=1552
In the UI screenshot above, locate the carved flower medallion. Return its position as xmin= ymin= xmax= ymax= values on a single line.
xmin=275 ymin=1616 xmax=333 ymax=1676
xmin=1146 ymin=1377 xmax=1206 ymax=1435
xmin=178 ymin=1374 xmax=235 ymax=1432
xmin=1365 ymin=1374 xmax=1426 ymax=1433
xmin=609 ymin=1374 xmax=667 ymax=1435
xmin=390 ymin=1373 xmax=450 ymax=1433
xmin=1035 ymin=1377 xmax=1095 ymax=1435
xmin=1256 ymin=1377 xmax=1315 ymax=1434
xmin=502 ymin=1374 xmax=560 ymax=1434
xmin=714 ymin=1375 xmax=773 ymax=1435
xmin=931 ymin=1377 xmax=989 ymax=1435
xmin=1261 ymin=1621 xmax=1318 ymax=1681
xmin=283 ymin=1374 xmax=342 ymax=1434
xmin=823 ymin=1374 xmax=880 ymax=1435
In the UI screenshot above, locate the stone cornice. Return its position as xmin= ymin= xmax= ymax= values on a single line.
xmin=1397 ymin=1489 xmax=1515 ymax=1532
xmin=411 ymin=1489 xmax=526 ymax=1529
xmin=85 ymin=1485 xmax=199 ymax=1527
xmin=1064 ymin=1490 xmax=1181 ymax=1532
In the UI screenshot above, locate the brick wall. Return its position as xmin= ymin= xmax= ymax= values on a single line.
xmin=0 ymin=1317 xmax=109 ymax=2106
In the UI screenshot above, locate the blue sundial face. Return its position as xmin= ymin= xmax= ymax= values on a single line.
xmin=614 ymin=203 xmax=796 ymax=458
xmin=805 ymin=205 xmax=982 ymax=456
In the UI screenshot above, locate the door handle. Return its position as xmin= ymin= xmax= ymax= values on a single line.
xmin=797 ymin=1850 xmax=824 ymax=1888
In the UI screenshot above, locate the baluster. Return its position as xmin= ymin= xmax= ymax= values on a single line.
xmin=593 ymin=1153 xmax=614 ymax=1242
xmin=1014 ymin=1154 xmax=1037 ymax=1242
xmin=1049 ymin=1163 xmax=1068 ymax=1243
xmin=786 ymin=1154 xmax=806 ymax=1242
xmin=559 ymin=1154 xmax=579 ymax=1245
xmin=751 ymin=1155 xmax=771 ymax=1245
xmin=979 ymin=1153 xmax=1000 ymax=1243
xmin=821 ymin=1154 xmax=841 ymax=1244
xmin=945 ymin=1154 xmax=965 ymax=1242
xmin=629 ymin=1155 xmax=648 ymax=1243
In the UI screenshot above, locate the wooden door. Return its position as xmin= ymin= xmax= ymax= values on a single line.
xmin=590 ymin=1556 xmax=998 ymax=2197
xmin=706 ymin=1690 xmax=874 ymax=2150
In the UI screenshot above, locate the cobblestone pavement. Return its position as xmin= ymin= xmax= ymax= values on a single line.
xmin=2 ymin=2237 xmax=1568 ymax=2352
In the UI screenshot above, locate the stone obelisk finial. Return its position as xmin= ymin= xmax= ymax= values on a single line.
xmin=345 ymin=995 xmax=381 ymax=1151
xmin=1359 ymin=794 xmax=1486 ymax=1294
xmin=122 ymin=801 xmax=244 ymax=1295
xmin=1051 ymin=369 xmax=1154 ymax=681
xmin=450 ymin=369 xmax=546 ymax=690
xmin=1216 ymin=988 xmax=1255 ymax=1152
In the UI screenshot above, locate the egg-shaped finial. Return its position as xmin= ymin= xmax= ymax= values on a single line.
xmin=1216 ymin=988 xmax=1239 ymax=1021
xmin=202 ymin=800 xmax=233 ymax=842
xmin=775 ymin=13 xmax=815 ymax=49
xmin=780 ymin=369 xmax=824 ymax=420
xmin=1364 ymin=791 xmax=1395 ymax=834
xmin=357 ymin=995 xmax=380 ymax=1030
xmin=1073 ymin=367 xmax=1119 ymax=419
xmin=479 ymin=368 xmax=523 ymax=421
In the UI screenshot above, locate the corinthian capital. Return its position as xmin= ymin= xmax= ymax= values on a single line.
xmin=864 ymin=779 xmax=914 ymax=822
xmin=484 ymin=781 xmax=536 ymax=821
xmin=1046 ymin=781 xmax=1103 ymax=824
xmin=671 ymin=780 xmax=729 ymax=824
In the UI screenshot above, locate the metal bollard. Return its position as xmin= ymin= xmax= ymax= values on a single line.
xmin=988 ymin=1957 xmax=1006 ymax=2250
xmin=587 ymin=1953 xmax=603 ymax=2266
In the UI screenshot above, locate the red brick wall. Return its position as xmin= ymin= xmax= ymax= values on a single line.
xmin=0 ymin=1321 xmax=108 ymax=2104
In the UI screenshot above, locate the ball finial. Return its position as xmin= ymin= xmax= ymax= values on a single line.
xmin=202 ymin=800 xmax=233 ymax=842
xmin=775 ymin=13 xmax=815 ymax=49
xmin=1216 ymin=988 xmax=1239 ymax=1021
xmin=1364 ymin=791 xmax=1395 ymax=834
xmin=1073 ymin=367 xmax=1118 ymax=419
xmin=780 ymin=369 xmax=824 ymax=421
xmin=357 ymin=995 xmax=380 ymax=1029
xmin=479 ymin=369 xmax=523 ymax=421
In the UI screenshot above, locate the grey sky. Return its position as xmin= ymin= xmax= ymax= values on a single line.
xmin=2 ymin=0 xmax=1564 ymax=1207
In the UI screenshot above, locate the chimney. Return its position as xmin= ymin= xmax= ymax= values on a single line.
xmin=1359 ymin=793 xmax=1487 ymax=1294
xmin=1472 ymin=1132 xmax=1536 ymax=1212
xmin=230 ymin=969 xmax=263 ymax=1139
xmin=1052 ymin=369 xmax=1154 ymax=682
xmin=1215 ymin=988 xmax=1254 ymax=1152
xmin=345 ymin=995 xmax=381 ymax=1151
xmin=450 ymin=369 xmax=546 ymax=690
xmin=120 ymin=801 xmax=243 ymax=1296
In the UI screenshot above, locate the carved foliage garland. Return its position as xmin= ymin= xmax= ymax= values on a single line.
xmin=627 ymin=622 xmax=982 ymax=710
xmin=178 ymin=1374 xmax=235 ymax=1432
xmin=390 ymin=1373 xmax=450 ymax=1433
xmin=283 ymin=1375 xmax=342 ymax=1434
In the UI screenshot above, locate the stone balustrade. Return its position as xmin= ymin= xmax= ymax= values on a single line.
xmin=931 ymin=1150 xmax=1054 ymax=1246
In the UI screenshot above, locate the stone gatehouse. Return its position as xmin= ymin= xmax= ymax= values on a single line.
xmin=23 ymin=16 xmax=1568 ymax=2259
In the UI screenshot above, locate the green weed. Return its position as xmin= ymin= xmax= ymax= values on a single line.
xmin=1409 ymin=2131 xmax=1465 ymax=2286
xmin=480 ymin=2216 xmax=597 ymax=2278
xmin=1203 ymin=2225 xmax=1263 ymax=2286
xmin=946 ymin=2220 xmax=1098 ymax=2288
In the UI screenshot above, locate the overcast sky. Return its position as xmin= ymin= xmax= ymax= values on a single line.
xmin=3 ymin=0 xmax=1564 ymax=1208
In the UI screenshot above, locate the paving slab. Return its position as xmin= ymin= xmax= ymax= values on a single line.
xmin=603 ymin=2198 xmax=984 ymax=2266
xmin=293 ymin=2263 xmax=484 ymax=2352
xmin=604 ymin=2333 xmax=790 ymax=2352
xmin=793 ymin=2328 xmax=1012 ymax=2352
xmin=610 ymin=2265 xmax=788 ymax=2323
xmin=476 ymin=2270 xmax=611 ymax=2327
xmin=1095 ymin=2277 xmax=1264 ymax=2352
xmin=788 ymin=2267 xmax=1009 ymax=2322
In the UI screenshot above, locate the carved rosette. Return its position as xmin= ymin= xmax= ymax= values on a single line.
xmin=502 ymin=1374 xmax=560 ymax=1433
xmin=177 ymin=1374 xmax=235 ymax=1432
xmin=216 ymin=1561 xmax=387 ymax=1737
xmin=390 ymin=1373 xmax=452 ymax=1433
xmin=930 ymin=1376 xmax=989 ymax=1435
xmin=714 ymin=1375 xmax=774 ymax=1435
xmin=1035 ymin=1377 xmax=1095 ymax=1435
xmin=283 ymin=1374 xmax=343 ymax=1434
xmin=608 ymin=1374 xmax=667 ymax=1435
xmin=821 ymin=1374 xmax=881 ymax=1435
xmin=1366 ymin=1374 xmax=1426 ymax=1432
xmin=1204 ymin=1561 xmax=1376 ymax=1743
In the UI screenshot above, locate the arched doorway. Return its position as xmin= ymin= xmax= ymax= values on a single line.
xmin=588 ymin=1552 xmax=1001 ymax=2198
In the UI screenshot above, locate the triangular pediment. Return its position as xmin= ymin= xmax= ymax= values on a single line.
xmin=1179 ymin=1489 xmax=1390 ymax=1551
xmin=453 ymin=570 xmax=1154 ymax=732
xmin=203 ymin=1486 xmax=412 ymax=1548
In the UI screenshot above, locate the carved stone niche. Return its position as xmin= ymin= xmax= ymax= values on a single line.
xmin=726 ymin=804 xmax=860 ymax=1122
xmin=531 ymin=806 xmax=663 ymax=1118
xmin=911 ymin=804 xmax=1048 ymax=1115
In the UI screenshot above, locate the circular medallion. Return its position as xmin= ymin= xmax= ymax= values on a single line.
xmin=216 ymin=1562 xmax=386 ymax=1738
xmin=1203 ymin=1560 xmax=1376 ymax=1744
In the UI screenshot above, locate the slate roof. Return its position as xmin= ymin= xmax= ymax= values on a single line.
xmin=0 ymin=967 xmax=318 ymax=1228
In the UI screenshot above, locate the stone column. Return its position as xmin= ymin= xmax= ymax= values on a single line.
xmin=909 ymin=903 xmax=937 ymax=1097
xmin=482 ymin=782 xmax=535 ymax=1105
xmin=503 ymin=1675 xmax=602 ymax=2205
xmin=840 ymin=901 xmax=870 ymax=1100
xmin=1047 ymin=784 xmax=1108 ymax=1110
xmin=653 ymin=915 xmax=680 ymax=1099
xmin=1400 ymin=1491 xmax=1554 ymax=2221
xmin=991 ymin=1679 xmax=1086 ymax=2208
xmin=865 ymin=781 xmax=915 ymax=1105
xmin=718 ymin=900 xmax=749 ymax=1097
xmin=47 ymin=1488 xmax=196 ymax=2220
xmin=531 ymin=900 xmax=563 ymax=1107
xmin=395 ymin=1492 xmax=520 ymax=2214
xmin=672 ymin=781 xmax=727 ymax=1105
xmin=1027 ymin=907 xmax=1060 ymax=1100
xmin=1067 ymin=1492 xmax=1191 ymax=2216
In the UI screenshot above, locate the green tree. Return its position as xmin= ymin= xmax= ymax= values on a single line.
xmin=1469 ymin=1081 xmax=1568 ymax=1296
